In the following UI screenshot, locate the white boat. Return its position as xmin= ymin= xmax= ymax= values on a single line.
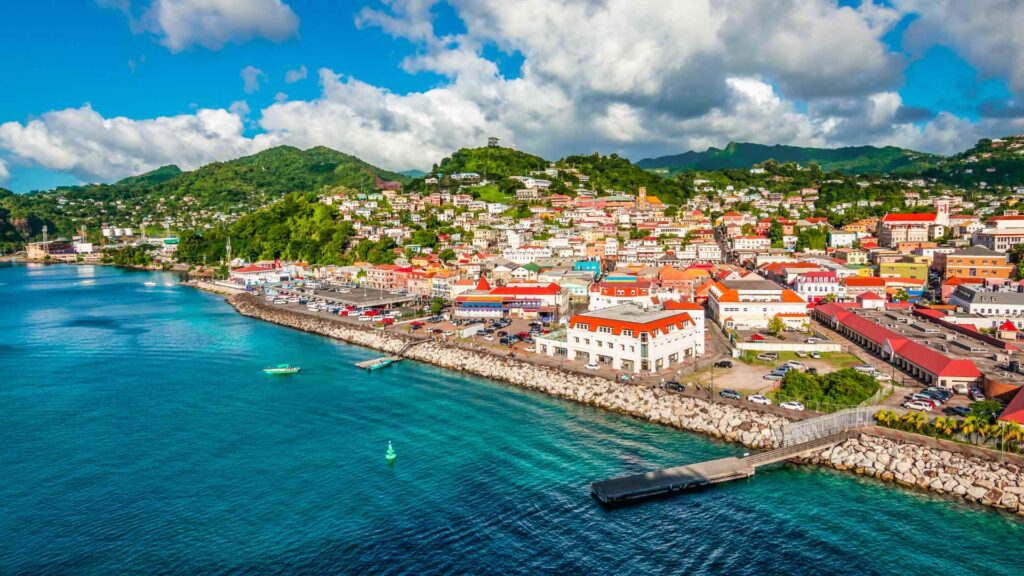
xmin=80 ymin=280 xmax=96 ymax=286
xmin=143 ymin=281 xmax=157 ymax=287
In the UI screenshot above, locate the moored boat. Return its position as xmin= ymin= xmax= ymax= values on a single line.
xmin=263 ymin=364 xmax=301 ymax=375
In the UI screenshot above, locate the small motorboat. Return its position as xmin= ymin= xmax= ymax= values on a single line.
xmin=263 ymin=364 xmax=301 ymax=375
xmin=143 ymin=281 xmax=157 ymax=287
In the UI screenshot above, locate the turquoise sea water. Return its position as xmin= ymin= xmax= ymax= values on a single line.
xmin=1 ymin=263 xmax=1022 ymax=575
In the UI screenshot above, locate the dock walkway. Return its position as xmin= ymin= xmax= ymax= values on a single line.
xmin=592 ymin=407 xmax=883 ymax=505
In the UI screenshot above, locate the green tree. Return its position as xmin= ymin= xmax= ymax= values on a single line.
xmin=768 ymin=220 xmax=784 ymax=248
xmin=767 ymin=315 xmax=785 ymax=336
xmin=429 ymin=297 xmax=446 ymax=315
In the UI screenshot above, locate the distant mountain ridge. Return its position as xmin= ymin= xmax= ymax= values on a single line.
xmin=636 ymin=141 xmax=941 ymax=174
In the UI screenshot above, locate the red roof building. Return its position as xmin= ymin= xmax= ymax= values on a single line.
xmin=812 ymin=303 xmax=982 ymax=387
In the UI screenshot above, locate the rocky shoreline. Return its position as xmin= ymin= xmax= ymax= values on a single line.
xmin=801 ymin=433 xmax=1024 ymax=514
xmin=226 ymin=293 xmax=1024 ymax=515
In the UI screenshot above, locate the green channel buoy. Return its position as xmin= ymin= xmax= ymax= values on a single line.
xmin=385 ymin=441 xmax=397 ymax=463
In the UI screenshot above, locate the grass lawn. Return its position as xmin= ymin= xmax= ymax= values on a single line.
xmin=474 ymin=184 xmax=512 ymax=203
xmin=737 ymin=350 xmax=863 ymax=369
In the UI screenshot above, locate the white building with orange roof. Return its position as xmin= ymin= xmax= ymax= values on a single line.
xmin=974 ymin=215 xmax=1024 ymax=252
xmin=535 ymin=303 xmax=704 ymax=374
xmin=707 ymin=278 xmax=808 ymax=330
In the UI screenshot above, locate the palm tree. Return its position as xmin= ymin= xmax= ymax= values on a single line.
xmin=1003 ymin=423 xmax=1024 ymax=453
xmin=899 ymin=411 xmax=927 ymax=433
xmin=874 ymin=409 xmax=897 ymax=428
xmin=933 ymin=416 xmax=958 ymax=439
xmin=961 ymin=414 xmax=986 ymax=445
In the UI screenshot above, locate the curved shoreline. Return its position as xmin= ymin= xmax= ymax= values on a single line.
xmin=226 ymin=293 xmax=1024 ymax=515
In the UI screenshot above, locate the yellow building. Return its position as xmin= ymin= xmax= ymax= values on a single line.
xmin=878 ymin=261 xmax=928 ymax=280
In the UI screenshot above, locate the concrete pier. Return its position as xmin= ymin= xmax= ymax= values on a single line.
xmin=592 ymin=431 xmax=855 ymax=505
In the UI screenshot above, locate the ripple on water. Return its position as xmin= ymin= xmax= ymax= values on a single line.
xmin=1 ymin=263 xmax=1024 ymax=576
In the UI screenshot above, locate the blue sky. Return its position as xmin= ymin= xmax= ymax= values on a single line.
xmin=1 ymin=0 xmax=1021 ymax=192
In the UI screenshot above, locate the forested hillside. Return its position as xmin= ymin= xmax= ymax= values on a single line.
xmin=637 ymin=141 xmax=940 ymax=174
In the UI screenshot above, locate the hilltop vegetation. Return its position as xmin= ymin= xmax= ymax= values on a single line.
xmin=558 ymin=153 xmax=692 ymax=204
xmin=436 ymin=146 xmax=549 ymax=179
xmin=637 ymin=142 xmax=940 ymax=175
xmin=921 ymin=136 xmax=1024 ymax=187
xmin=0 ymin=146 xmax=410 ymax=242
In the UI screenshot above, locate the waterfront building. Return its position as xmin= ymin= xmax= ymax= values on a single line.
xmin=812 ymin=303 xmax=982 ymax=389
xmin=534 ymin=303 xmax=704 ymax=374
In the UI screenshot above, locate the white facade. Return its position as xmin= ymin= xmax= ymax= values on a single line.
xmin=535 ymin=304 xmax=704 ymax=374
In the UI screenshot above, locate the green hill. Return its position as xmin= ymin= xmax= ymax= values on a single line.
xmin=0 ymin=146 xmax=410 ymax=242
xmin=637 ymin=141 xmax=940 ymax=174
xmin=116 ymin=165 xmax=182 ymax=186
xmin=435 ymin=146 xmax=549 ymax=179
xmin=921 ymin=136 xmax=1024 ymax=187
xmin=558 ymin=152 xmax=691 ymax=204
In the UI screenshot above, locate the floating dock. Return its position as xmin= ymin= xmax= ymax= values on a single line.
xmin=591 ymin=456 xmax=754 ymax=504
xmin=591 ymin=431 xmax=855 ymax=505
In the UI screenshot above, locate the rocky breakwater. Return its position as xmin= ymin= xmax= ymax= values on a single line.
xmin=228 ymin=293 xmax=788 ymax=449
xmin=801 ymin=433 xmax=1024 ymax=515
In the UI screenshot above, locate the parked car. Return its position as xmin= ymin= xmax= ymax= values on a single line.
xmin=810 ymin=352 xmax=821 ymax=359
xmin=853 ymin=365 xmax=876 ymax=373
xmin=807 ymin=367 xmax=819 ymax=375
xmin=763 ymin=373 xmax=783 ymax=381
xmin=584 ymin=362 xmax=601 ymax=371
xmin=947 ymin=405 xmax=972 ymax=417
xmin=714 ymin=360 xmax=733 ymax=368
xmin=914 ymin=391 xmax=945 ymax=403
xmin=482 ymin=335 xmax=494 ymax=342
xmin=663 ymin=381 xmax=684 ymax=392
xmin=748 ymin=394 xmax=773 ymax=406
xmin=757 ymin=352 xmax=779 ymax=361
xmin=903 ymin=400 xmax=933 ymax=412
xmin=780 ymin=401 xmax=806 ymax=411
xmin=795 ymin=352 xmax=808 ymax=358
xmin=925 ymin=387 xmax=953 ymax=401
xmin=969 ymin=387 xmax=986 ymax=401
xmin=719 ymin=389 xmax=742 ymax=400
xmin=524 ymin=346 xmax=537 ymax=353
xmin=806 ymin=337 xmax=819 ymax=344
xmin=874 ymin=372 xmax=892 ymax=382
xmin=784 ymin=361 xmax=806 ymax=371
xmin=909 ymin=395 xmax=940 ymax=408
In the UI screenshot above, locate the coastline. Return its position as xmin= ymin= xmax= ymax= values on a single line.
xmin=224 ymin=292 xmax=1024 ymax=515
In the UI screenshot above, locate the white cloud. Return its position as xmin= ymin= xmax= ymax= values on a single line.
xmin=284 ymin=65 xmax=307 ymax=83
xmin=241 ymin=66 xmax=265 ymax=94
xmin=7 ymin=0 xmax=1022 ymax=183
xmin=100 ymin=0 xmax=300 ymax=52
xmin=0 ymin=159 xmax=9 ymax=185
xmin=274 ymin=92 xmax=288 ymax=103
xmin=900 ymin=0 xmax=1024 ymax=93
xmin=229 ymin=100 xmax=250 ymax=117
xmin=0 ymin=105 xmax=276 ymax=181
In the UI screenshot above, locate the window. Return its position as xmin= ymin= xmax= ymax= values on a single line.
xmin=622 ymin=329 xmax=634 ymax=337
xmin=575 ymin=323 xmax=589 ymax=330
xmin=598 ymin=326 xmax=612 ymax=334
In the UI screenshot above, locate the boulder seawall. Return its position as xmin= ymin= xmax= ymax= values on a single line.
xmin=228 ymin=293 xmax=786 ymax=449
xmin=227 ymin=293 xmax=1024 ymax=515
